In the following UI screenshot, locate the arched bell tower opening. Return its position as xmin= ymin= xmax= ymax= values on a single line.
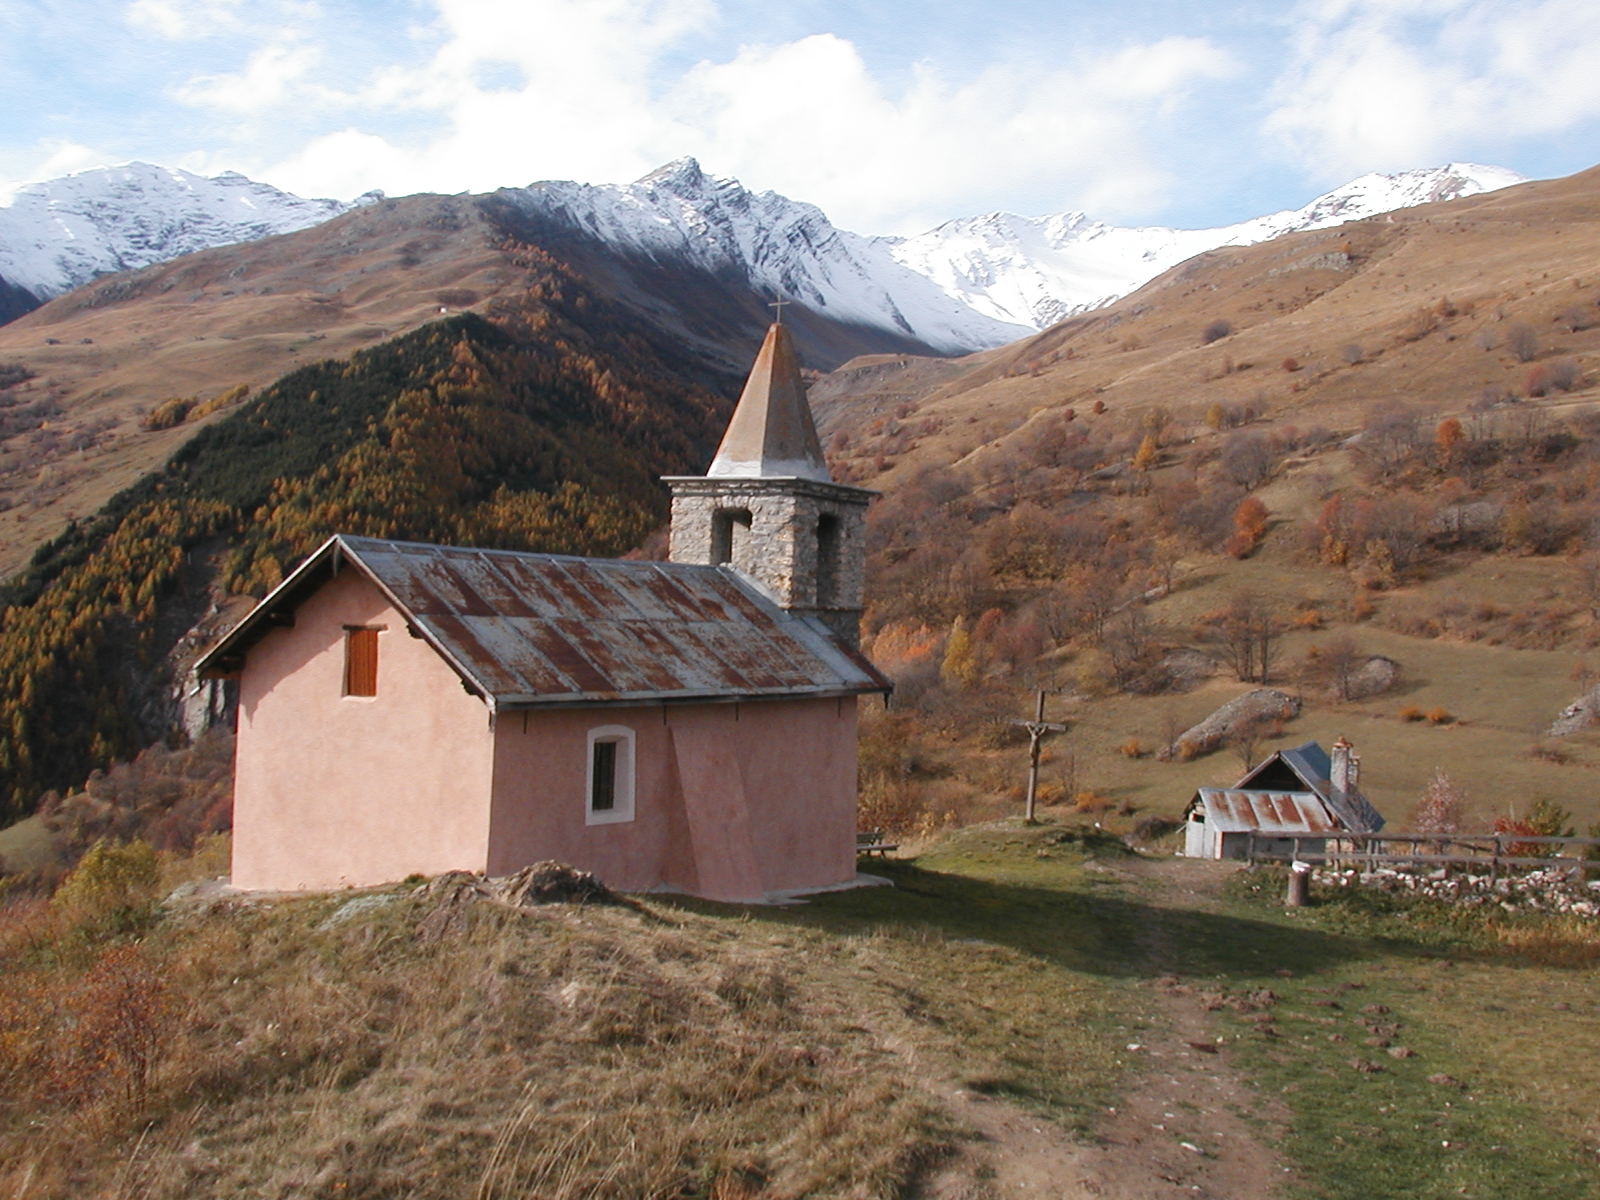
xmin=663 ymin=321 xmax=874 ymax=647
xmin=711 ymin=508 xmax=752 ymax=568
xmin=816 ymin=513 xmax=841 ymax=608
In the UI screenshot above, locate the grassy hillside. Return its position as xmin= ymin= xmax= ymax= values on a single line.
xmin=0 ymin=253 xmax=731 ymax=822
xmin=805 ymin=165 xmax=1600 ymax=837
xmin=3 ymin=827 xmax=1596 ymax=1198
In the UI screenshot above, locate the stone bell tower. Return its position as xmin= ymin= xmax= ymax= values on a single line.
xmin=665 ymin=320 xmax=873 ymax=646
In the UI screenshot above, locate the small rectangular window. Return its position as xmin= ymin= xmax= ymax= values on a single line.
xmin=590 ymin=740 xmax=617 ymax=811
xmin=344 ymin=627 xmax=379 ymax=697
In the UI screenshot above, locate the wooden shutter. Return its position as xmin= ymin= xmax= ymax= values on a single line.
xmin=590 ymin=740 xmax=617 ymax=811
xmin=344 ymin=627 xmax=379 ymax=696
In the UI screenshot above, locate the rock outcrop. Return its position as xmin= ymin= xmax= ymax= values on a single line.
xmin=1548 ymin=686 xmax=1600 ymax=738
xmin=1161 ymin=689 xmax=1301 ymax=760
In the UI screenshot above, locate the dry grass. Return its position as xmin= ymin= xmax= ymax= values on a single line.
xmin=0 ymin=876 xmax=962 ymax=1200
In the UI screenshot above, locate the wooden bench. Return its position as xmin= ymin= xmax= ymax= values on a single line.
xmin=857 ymin=829 xmax=899 ymax=857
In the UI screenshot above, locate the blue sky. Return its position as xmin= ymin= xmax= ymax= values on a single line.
xmin=5 ymin=0 xmax=1600 ymax=234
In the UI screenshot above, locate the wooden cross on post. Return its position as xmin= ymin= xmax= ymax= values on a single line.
xmin=1010 ymin=690 xmax=1066 ymax=823
xmin=768 ymin=297 xmax=791 ymax=324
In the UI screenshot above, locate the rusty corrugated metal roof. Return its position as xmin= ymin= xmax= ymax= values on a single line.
xmin=196 ymin=534 xmax=891 ymax=707
xmin=1240 ymin=742 xmax=1387 ymax=832
xmin=1192 ymin=788 xmax=1340 ymax=834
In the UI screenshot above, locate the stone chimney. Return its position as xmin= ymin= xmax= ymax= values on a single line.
xmin=1330 ymin=736 xmax=1359 ymax=807
xmin=664 ymin=321 xmax=874 ymax=646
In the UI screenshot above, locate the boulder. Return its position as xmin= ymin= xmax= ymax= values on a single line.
xmin=1160 ymin=688 xmax=1301 ymax=760
xmin=1548 ymin=685 xmax=1600 ymax=738
xmin=412 ymin=862 xmax=619 ymax=942
xmin=1346 ymin=655 xmax=1401 ymax=699
xmin=498 ymin=861 xmax=617 ymax=907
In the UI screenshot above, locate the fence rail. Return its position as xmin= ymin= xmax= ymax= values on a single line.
xmin=1246 ymin=831 xmax=1600 ymax=878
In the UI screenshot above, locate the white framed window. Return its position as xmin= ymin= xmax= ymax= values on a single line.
xmin=585 ymin=725 xmax=636 ymax=825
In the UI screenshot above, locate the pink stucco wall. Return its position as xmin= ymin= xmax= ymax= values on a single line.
xmin=487 ymin=697 xmax=859 ymax=902
xmin=231 ymin=569 xmax=495 ymax=890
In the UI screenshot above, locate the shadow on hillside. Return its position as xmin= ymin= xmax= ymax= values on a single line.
xmin=729 ymin=859 xmax=1378 ymax=982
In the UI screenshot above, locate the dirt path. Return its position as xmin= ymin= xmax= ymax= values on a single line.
xmin=918 ymin=857 xmax=1295 ymax=1199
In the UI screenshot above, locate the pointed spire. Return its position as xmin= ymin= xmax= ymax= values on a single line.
xmin=707 ymin=322 xmax=832 ymax=483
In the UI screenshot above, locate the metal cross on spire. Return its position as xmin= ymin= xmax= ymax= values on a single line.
xmin=768 ymin=297 xmax=791 ymax=324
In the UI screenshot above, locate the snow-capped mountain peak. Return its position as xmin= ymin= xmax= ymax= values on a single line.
xmin=885 ymin=162 xmax=1527 ymax=330
xmin=0 ymin=157 xmax=1530 ymax=352
xmin=492 ymin=159 xmax=1032 ymax=353
xmin=0 ymin=161 xmax=375 ymax=305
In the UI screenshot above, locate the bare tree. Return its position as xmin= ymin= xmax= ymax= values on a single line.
xmin=1227 ymin=714 xmax=1274 ymax=771
xmin=1412 ymin=770 xmax=1465 ymax=850
xmin=1199 ymin=591 xmax=1286 ymax=684
xmin=1574 ymin=552 xmax=1600 ymax=622
xmin=1357 ymin=405 xmax=1421 ymax=481
xmin=1305 ymin=632 xmax=1365 ymax=701
xmin=1220 ymin=431 xmax=1274 ymax=489
xmin=1507 ymin=322 xmax=1539 ymax=363
xmin=1161 ymin=707 xmax=1184 ymax=759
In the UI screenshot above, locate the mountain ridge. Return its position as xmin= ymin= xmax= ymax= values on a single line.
xmin=883 ymin=163 xmax=1527 ymax=330
xmin=1 ymin=158 xmax=1527 ymax=352
xmin=0 ymin=162 xmax=380 ymax=315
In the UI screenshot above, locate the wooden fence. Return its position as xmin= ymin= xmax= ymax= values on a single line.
xmin=1246 ymin=832 xmax=1600 ymax=880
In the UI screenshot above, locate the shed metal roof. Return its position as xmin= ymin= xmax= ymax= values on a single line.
xmin=196 ymin=534 xmax=891 ymax=708
xmin=1190 ymin=788 xmax=1340 ymax=835
xmin=1245 ymin=741 xmax=1387 ymax=832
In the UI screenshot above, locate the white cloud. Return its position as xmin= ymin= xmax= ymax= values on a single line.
xmin=1266 ymin=0 xmax=1600 ymax=176
xmin=175 ymin=40 xmax=322 ymax=111
xmin=0 ymin=140 xmax=106 ymax=202
xmin=666 ymin=34 xmax=1236 ymax=231
xmin=126 ymin=0 xmax=247 ymax=40
xmin=231 ymin=0 xmax=1234 ymax=232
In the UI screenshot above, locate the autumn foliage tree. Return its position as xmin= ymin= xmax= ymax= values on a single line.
xmin=1435 ymin=417 xmax=1463 ymax=466
xmin=1227 ymin=496 xmax=1269 ymax=558
xmin=0 ymin=274 xmax=731 ymax=820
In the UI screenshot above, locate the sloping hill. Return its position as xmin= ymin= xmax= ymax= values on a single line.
xmin=0 ymin=192 xmax=951 ymax=582
xmin=0 ymin=246 xmax=735 ymax=819
xmin=813 ymin=164 xmax=1600 ymax=475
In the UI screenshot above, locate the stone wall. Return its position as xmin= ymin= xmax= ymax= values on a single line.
xmin=666 ymin=476 xmax=872 ymax=643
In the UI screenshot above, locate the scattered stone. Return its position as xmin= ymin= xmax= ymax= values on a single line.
xmin=317 ymin=893 xmax=401 ymax=931
xmin=498 ymin=861 xmax=618 ymax=907
xmin=1388 ymin=1047 xmax=1417 ymax=1059
xmin=1159 ymin=648 xmax=1219 ymax=691
xmin=413 ymin=871 xmax=495 ymax=943
xmin=1428 ymin=1073 xmax=1464 ymax=1088
xmin=412 ymin=862 xmax=620 ymax=942
xmin=1361 ymin=1004 xmax=1390 ymax=1015
xmin=1363 ymin=1037 xmax=1389 ymax=1048
xmin=1349 ymin=1058 xmax=1384 ymax=1074
xmin=1328 ymin=1034 xmax=1348 ymax=1043
xmin=1312 ymin=866 xmax=1600 ymax=917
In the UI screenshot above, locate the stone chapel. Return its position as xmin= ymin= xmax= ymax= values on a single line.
xmin=197 ymin=321 xmax=888 ymax=901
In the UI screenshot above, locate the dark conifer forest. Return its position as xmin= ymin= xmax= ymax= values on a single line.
xmin=0 ymin=250 xmax=732 ymax=821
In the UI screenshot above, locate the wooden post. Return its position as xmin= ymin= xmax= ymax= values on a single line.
xmin=1025 ymin=690 xmax=1044 ymax=822
xmin=1286 ymin=860 xmax=1310 ymax=907
xmin=1010 ymin=691 xmax=1065 ymax=825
